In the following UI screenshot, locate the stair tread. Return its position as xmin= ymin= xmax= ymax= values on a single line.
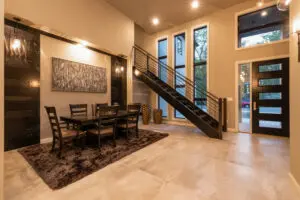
xmin=133 ymin=60 xmax=222 ymax=139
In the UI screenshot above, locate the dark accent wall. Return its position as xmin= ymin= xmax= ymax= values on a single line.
xmin=4 ymin=23 xmax=40 ymax=151
xmin=111 ymin=56 xmax=127 ymax=109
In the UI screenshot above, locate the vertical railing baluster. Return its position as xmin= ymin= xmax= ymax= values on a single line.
xmin=222 ymin=98 xmax=227 ymax=132
xmin=146 ymin=53 xmax=149 ymax=73
xmin=218 ymin=98 xmax=223 ymax=139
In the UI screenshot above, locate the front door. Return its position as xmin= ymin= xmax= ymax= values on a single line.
xmin=252 ymin=58 xmax=289 ymax=137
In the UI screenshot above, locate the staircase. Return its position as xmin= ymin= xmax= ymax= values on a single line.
xmin=133 ymin=45 xmax=226 ymax=139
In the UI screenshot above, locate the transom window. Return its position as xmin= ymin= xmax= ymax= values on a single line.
xmin=174 ymin=33 xmax=186 ymax=119
xmin=238 ymin=5 xmax=289 ymax=48
xmin=193 ymin=26 xmax=208 ymax=111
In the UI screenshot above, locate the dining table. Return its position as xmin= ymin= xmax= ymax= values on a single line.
xmin=60 ymin=110 xmax=130 ymax=127
xmin=60 ymin=110 xmax=135 ymax=141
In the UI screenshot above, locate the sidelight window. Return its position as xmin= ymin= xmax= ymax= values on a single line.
xmin=193 ymin=26 xmax=208 ymax=111
xmin=158 ymin=38 xmax=168 ymax=117
xmin=174 ymin=33 xmax=186 ymax=119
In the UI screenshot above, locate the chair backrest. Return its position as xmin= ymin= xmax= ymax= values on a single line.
xmin=69 ymin=104 xmax=88 ymax=117
xmin=128 ymin=103 xmax=141 ymax=113
xmin=44 ymin=106 xmax=62 ymax=139
xmin=127 ymin=104 xmax=141 ymax=123
xmin=98 ymin=106 xmax=119 ymax=126
xmin=94 ymin=103 xmax=109 ymax=116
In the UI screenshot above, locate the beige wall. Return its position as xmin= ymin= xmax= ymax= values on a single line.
xmin=136 ymin=0 xmax=289 ymax=129
xmin=0 ymin=0 xmax=4 ymax=198
xmin=4 ymin=0 xmax=135 ymax=140
xmin=40 ymin=35 xmax=111 ymax=140
xmin=5 ymin=0 xmax=134 ymax=57
xmin=290 ymin=0 xmax=300 ymax=188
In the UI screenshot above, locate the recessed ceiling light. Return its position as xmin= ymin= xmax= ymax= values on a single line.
xmin=285 ymin=0 xmax=291 ymax=6
xmin=261 ymin=11 xmax=268 ymax=17
xmin=152 ymin=17 xmax=160 ymax=26
xmin=257 ymin=0 xmax=264 ymax=7
xmin=191 ymin=0 xmax=199 ymax=9
xmin=80 ymin=40 xmax=89 ymax=46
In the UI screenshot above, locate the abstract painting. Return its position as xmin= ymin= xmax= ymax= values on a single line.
xmin=52 ymin=57 xmax=107 ymax=93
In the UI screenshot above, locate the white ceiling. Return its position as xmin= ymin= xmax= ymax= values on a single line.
xmin=105 ymin=0 xmax=251 ymax=33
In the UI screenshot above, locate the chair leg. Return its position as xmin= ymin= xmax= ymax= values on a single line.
xmin=98 ymin=135 xmax=101 ymax=149
xmin=81 ymin=132 xmax=86 ymax=150
xmin=51 ymin=137 xmax=56 ymax=152
xmin=113 ymin=130 xmax=117 ymax=147
xmin=126 ymin=128 xmax=129 ymax=140
xmin=58 ymin=139 xmax=63 ymax=158
xmin=136 ymin=127 xmax=139 ymax=138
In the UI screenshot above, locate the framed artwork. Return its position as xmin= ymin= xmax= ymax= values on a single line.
xmin=52 ymin=57 xmax=107 ymax=93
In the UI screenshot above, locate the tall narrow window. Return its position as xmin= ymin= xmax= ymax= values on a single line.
xmin=158 ymin=39 xmax=168 ymax=117
xmin=238 ymin=5 xmax=289 ymax=48
xmin=174 ymin=33 xmax=186 ymax=119
xmin=194 ymin=26 xmax=208 ymax=111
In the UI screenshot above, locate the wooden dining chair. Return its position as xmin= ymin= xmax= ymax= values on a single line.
xmin=86 ymin=106 xmax=119 ymax=149
xmin=69 ymin=104 xmax=88 ymax=117
xmin=117 ymin=104 xmax=141 ymax=139
xmin=44 ymin=106 xmax=86 ymax=158
xmin=93 ymin=103 xmax=109 ymax=116
xmin=69 ymin=104 xmax=88 ymax=129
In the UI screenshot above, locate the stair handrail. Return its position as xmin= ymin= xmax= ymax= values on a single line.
xmin=133 ymin=45 xmax=224 ymax=139
xmin=133 ymin=45 xmax=219 ymax=103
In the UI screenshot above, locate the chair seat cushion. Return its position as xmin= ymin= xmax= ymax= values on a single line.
xmin=87 ymin=128 xmax=114 ymax=135
xmin=117 ymin=123 xmax=137 ymax=129
xmin=61 ymin=129 xmax=85 ymax=137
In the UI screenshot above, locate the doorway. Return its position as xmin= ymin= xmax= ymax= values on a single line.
xmin=237 ymin=58 xmax=290 ymax=136
xmin=252 ymin=58 xmax=289 ymax=137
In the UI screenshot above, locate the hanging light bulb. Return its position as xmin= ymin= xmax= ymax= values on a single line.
xmin=134 ymin=69 xmax=140 ymax=76
xmin=120 ymin=66 xmax=124 ymax=72
xmin=11 ymin=18 xmax=22 ymax=51
xmin=12 ymin=39 xmax=21 ymax=50
xmin=277 ymin=0 xmax=291 ymax=11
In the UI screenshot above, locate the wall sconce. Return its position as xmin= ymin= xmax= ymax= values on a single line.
xmin=115 ymin=57 xmax=125 ymax=77
xmin=29 ymin=80 xmax=40 ymax=88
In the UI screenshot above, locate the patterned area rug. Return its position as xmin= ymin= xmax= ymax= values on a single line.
xmin=18 ymin=129 xmax=168 ymax=190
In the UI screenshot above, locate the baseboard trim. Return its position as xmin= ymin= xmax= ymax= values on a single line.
xmin=227 ymin=128 xmax=238 ymax=133
xmin=289 ymin=173 xmax=300 ymax=196
xmin=40 ymin=137 xmax=52 ymax=144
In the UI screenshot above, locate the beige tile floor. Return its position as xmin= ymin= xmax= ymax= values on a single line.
xmin=4 ymin=123 xmax=300 ymax=200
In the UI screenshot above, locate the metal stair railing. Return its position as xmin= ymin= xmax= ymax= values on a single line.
xmin=133 ymin=45 xmax=225 ymax=136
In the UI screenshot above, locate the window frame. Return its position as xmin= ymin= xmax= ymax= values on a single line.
xmin=173 ymin=32 xmax=186 ymax=119
xmin=157 ymin=37 xmax=168 ymax=118
xmin=235 ymin=2 xmax=289 ymax=50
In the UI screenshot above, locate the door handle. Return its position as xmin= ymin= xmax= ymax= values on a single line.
xmin=253 ymin=101 xmax=257 ymax=111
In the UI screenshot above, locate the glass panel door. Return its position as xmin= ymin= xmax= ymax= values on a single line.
xmin=252 ymin=58 xmax=289 ymax=137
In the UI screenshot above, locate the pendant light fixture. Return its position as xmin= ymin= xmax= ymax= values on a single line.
xmin=277 ymin=0 xmax=292 ymax=11
xmin=12 ymin=17 xmax=22 ymax=50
